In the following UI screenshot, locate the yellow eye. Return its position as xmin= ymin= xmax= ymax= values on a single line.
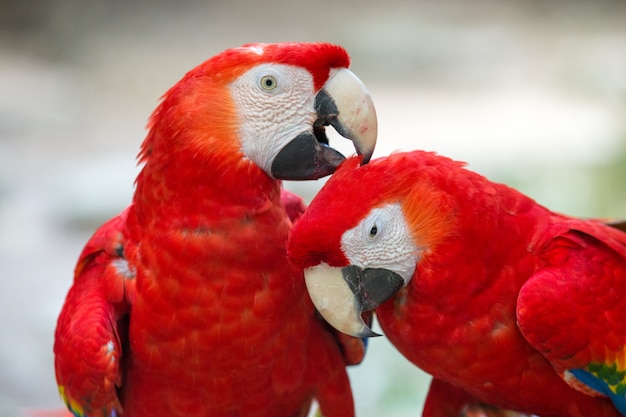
xmin=260 ymin=75 xmax=278 ymax=90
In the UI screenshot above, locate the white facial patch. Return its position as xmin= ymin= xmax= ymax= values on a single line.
xmin=229 ymin=64 xmax=317 ymax=175
xmin=340 ymin=203 xmax=419 ymax=285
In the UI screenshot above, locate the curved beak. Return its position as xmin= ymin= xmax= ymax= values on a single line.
xmin=304 ymin=263 xmax=404 ymax=338
xmin=271 ymin=68 xmax=378 ymax=180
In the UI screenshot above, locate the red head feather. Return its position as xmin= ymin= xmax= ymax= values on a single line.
xmin=138 ymin=42 xmax=351 ymax=174
xmin=287 ymin=152 xmax=460 ymax=270
xmin=210 ymin=42 xmax=350 ymax=90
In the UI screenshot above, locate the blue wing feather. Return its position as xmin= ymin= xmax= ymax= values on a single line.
xmin=569 ymin=368 xmax=626 ymax=415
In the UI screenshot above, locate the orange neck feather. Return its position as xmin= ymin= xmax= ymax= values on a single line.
xmin=133 ymin=68 xmax=276 ymax=218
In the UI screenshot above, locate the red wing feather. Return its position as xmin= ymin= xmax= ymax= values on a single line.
xmin=54 ymin=207 xmax=135 ymax=417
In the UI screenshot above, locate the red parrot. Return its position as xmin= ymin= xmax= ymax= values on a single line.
xmin=287 ymin=151 xmax=626 ymax=417
xmin=54 ymin=42 xmax=378 ymax=417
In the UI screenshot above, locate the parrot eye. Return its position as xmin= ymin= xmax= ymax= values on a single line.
xmin=260 ymin=75 xmax=278 ymax=91
xmin=365 ymin=218 xmax=382 ymax=241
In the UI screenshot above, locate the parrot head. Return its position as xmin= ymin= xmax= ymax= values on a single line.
xmin=140 ymin=42 xmax=377 ymax=181
xmin=288 ymin=152 xmax=457 ymax=337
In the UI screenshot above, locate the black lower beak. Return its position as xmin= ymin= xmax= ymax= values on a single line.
xmin=270 ymin=131 xmax=345 ymax=180
xmin=342 ymin=266 xmax=404 ymax=312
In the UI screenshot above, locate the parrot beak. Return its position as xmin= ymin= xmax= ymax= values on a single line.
xmin=271 ymin=68 xmax=377 ymax=180
xmin=304 ymin=263 xmax=404 ymax=338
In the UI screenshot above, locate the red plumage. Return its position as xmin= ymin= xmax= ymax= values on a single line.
xmin=288 ymin=151 xmax=626 ymax=417
xmin=54 ymin=42 xmax=370 ymax=417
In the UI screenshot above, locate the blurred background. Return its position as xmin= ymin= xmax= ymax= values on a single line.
xmin=1 ymin=0 xmax=625 ymax=415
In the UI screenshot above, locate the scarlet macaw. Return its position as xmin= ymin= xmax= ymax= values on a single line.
xmin=54 ymin=42 xmax=377 ymax=417
xmin=288 ymin=151 xmax=626 ymax=417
